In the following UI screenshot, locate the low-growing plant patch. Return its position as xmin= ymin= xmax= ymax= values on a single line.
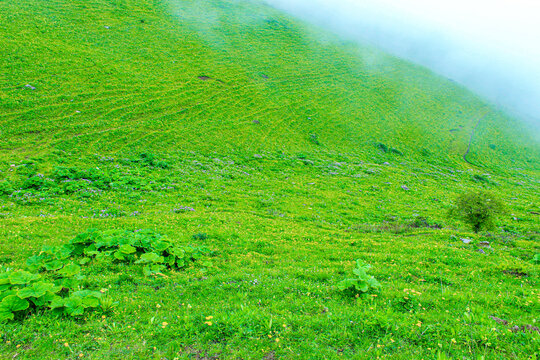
xmin=0 ymin=229 xmax=213 ymax=323
xmin=27 ymin=229 xmax=213 ymax=278
xmin=138 ymin=152 xmax=170 ymax=169
xmin=0 ymin=181 xmax=13 ymax=195
xmin=173 ymin=206 xmax=196 ymax=213
xmin=376 ymin=142 xmax=403 ymax=155
xmin=0 ymin=269 xmax=105 ymax=322
xmin=392 ymin=289 xmax=423 ymax=313
xmin=309 ymin=134 xmax=321 ymax=146
xmin=337 ymin=260 xmax=381 ymax=296
xmin=0 ymin=159 xmax=180 ymax=207
xmin=472 ymin=174 xmax=490 ymax=183
xmin=351 ymin=217 xmax=442 ymax=234
xmin=193 ymin=233 xmax=209 ymax=241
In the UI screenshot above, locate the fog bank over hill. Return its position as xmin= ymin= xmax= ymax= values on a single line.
xmin=265 ymin=0 xmax=540 ymax=130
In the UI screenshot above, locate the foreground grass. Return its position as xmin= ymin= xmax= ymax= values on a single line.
xmin=0 ymin=151 xmax=538 ymax=359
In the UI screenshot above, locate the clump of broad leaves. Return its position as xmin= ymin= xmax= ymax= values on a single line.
xmin=337 ymin=260 xmax=381 ymax=296
xmin=27 ymin=229 xmax=212 ymax=277
xmin=0 ymin=229 xmax=212 ymax=322
xmin=0 ymin=269 xmax=106 ymax=322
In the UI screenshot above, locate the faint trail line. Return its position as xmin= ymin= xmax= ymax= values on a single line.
xmin=463 ymin=110 xmax=490 ymax=165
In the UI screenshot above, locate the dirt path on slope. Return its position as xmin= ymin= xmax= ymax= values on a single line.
xmin=463 ymin=111 xmax=490 ymax=165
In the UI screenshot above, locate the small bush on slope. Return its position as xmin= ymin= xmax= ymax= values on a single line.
xmin=450 ymin=190 xmax=505 ymax=233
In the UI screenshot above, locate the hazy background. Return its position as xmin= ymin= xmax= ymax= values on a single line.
xmin=264 ymin=0 xmax=540 ymax=128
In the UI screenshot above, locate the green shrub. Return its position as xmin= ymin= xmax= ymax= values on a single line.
xmin=21 ymin=176 xmax=45 ymax=190
xmin=375 ymin=142 xmax=403 ymax=155
xmin=337 ymin=260 xmax=381 ymax=296
xmin=376 ymin=143 xmax=389 ymax=153
xmin=16 ymin=163 xmax=37 ymax=176
xmin=472 ymin=174 xmax=490 ymax=183
xmin=451 ymin=190 xmax=505 ymax=233
xmin=308 ymin=134 xmax=320 ymax=146
xmin=0 ymin=181 xmax=13 ymax=195
xmin=139 ymin=152 xmax=170 ymax=169
xmin=52 ymin=166 xmax=78 ymax=181
xmin=193 ymin=233 xmax=208 ymax=241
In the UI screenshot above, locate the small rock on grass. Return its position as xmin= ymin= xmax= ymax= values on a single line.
xmin=25 ymin=84 xmax=36 ymax=90
xmin=461 ymin=238 xmax=472 ymax=244
xmin=489 ymin=316 xmax=508 ymax=325
xmin=478 ymin=241 xmax=490 ymax=247
xmin=401 ymin=185 xmax=410 ymax=191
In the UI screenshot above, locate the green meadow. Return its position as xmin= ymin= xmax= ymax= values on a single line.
xmin=0 ymin=0 xmax=538 ymax=359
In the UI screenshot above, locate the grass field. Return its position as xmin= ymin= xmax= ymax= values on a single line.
xmin=0 ymin=0 xmax=539 ymax=359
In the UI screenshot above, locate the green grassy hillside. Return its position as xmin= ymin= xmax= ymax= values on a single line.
xmin=0 ymin=0 xmax=538 ymax=359
xmin=1 ymin=0 xmax=538 ymax=168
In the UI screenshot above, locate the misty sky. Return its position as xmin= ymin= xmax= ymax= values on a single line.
xmin=265 ymin=0 xmax=540 ymax=126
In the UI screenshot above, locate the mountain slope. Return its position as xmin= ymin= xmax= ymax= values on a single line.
xmin=0 ymin=1 xmax=539 ymax=359
xmin=1 ymin=0 xmax=538 ymax=170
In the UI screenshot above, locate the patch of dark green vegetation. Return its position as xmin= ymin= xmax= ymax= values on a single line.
xmin=1 ymin=229 xmax=212 ymax=322
xmin=376 ymin=143 xmax=404 ymax=156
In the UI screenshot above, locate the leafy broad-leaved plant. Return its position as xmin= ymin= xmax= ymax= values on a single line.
xmin=0 ymin=229 xmax=212 ymax=323
xmin=0 ymin=269 xmax=105 ymax=322
xmin=338 ymin=260 xmax=381 ymax=295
